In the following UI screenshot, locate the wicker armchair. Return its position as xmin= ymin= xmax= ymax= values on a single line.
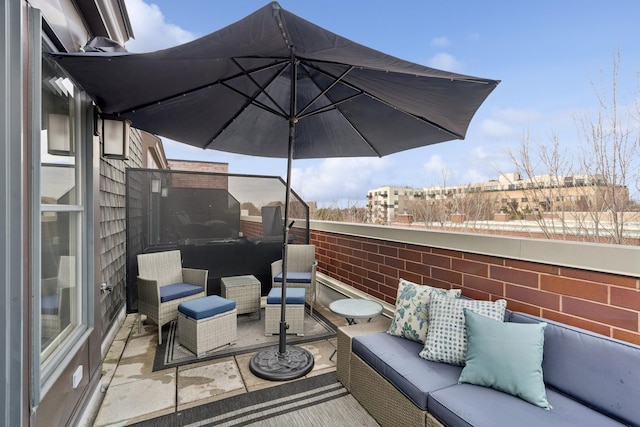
xmin=137 ymin=250 xmax=207 ymax=344
xmin=271 ymin=244 xmax=317 ymax=314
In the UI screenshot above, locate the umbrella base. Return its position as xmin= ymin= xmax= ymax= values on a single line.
xmin=249 ymin=345 xmax=314 ymax=381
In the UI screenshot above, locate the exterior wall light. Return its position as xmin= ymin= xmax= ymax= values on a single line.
xmin=150 ymin=179 xmax=161 ymax=193
xmin=101 ymin=115 xmax=131 ymax=160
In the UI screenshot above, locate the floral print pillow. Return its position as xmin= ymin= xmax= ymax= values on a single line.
xmin=387 ymin=279 xmax=461 ymax=343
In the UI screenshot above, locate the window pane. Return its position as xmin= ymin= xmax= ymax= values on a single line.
xmin=41 ymin=54 xmax=77 ymax=205
xmin=39 ymin=52 xmax=83 ymax=359
xmin=40 ymin=211 xmax=79 ymax=353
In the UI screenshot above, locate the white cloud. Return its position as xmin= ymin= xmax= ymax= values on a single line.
xmin=124 ymin=0 xmax=196 ymax=52
xmin=493 ymin=107 xmax=542 ymax=124
xmin=478 ymin=107 xmax=544 ymax=140
xmin=431 ymin=36 xmax=450 ymax=47
xmin=291 ymin=157 xmax=391 ymax=205
xmin=470 ymin=146 xmax=489 ymax=160
xmin=480 ymin=118 xmax=517 ymax=139
xmin=427 ymin=53 xmax=462 ymax=72
xmin=461 ymin=168 xmax=489 ymax=184
xmin=423 ymin=154 xmax=447 ymax=174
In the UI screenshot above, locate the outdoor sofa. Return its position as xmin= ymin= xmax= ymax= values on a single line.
xmin=337 ymin=286 xmax=640 ymax=427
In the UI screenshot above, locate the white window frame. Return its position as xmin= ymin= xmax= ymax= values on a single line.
xmin=30 ymin=9 xmax=94 ymax=405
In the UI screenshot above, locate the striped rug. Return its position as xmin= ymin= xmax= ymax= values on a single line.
xmin=153 ymin=307 xmax=336 ymax=371
xmin=132 ymin=372 xmax=379 ymax=426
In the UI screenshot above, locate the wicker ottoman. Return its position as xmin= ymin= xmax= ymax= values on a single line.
xmin=221 ymin=275 xmax=261 ymax=320
xmin=265 ymin=287 xmax=305 ymax=336
xmin=177 ymin=295 xmax=237 ymax=357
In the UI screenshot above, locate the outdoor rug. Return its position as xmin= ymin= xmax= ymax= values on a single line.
xmin=131 ymin=372 xmax=379 ymax=426
xmin=153 ymin=307 xmax=336 ymax=371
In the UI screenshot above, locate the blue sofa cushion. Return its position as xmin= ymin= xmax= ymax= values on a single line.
xmin=178 ymin=295 xmax=235 ymax=320
xmin=273 ymin=272 xmax=312 ymax=284
xmin=510 ymin=312 xmax=640 ymax=426
xmin=428 ymin=384 xmax=628 ymax=427
xmin=353 ymin=332 xmax=462 ymax=410
xmin=266 ymin=287 xmax=306 ymax=305
xmin=159 ymin=283 xmax=203 ymax=303
xmin=41 ymin=294 xmax=59 ymax=315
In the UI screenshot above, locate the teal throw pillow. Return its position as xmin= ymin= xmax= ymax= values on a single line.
xmin=459 ymin=309 xmax=551 ymax=409
xmin=387 ymin=279 xmax=461 ymax=343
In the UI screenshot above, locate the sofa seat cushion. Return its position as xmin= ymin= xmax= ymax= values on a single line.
xmin=159 ymin=283 xmax=204 ymax=303
xmin=41 ymin=294 xmax=60 ymax=315
xmin=273 ymin=272 xmax=312 ymax=284
xmin=178 ymin=295 xmax=236 ymax=320
xmin=509 ymin=312 xmax=640 ymax=426
xmin=428 ymin=383 xmax=628 ymax=427
xmin=352 ymin=332 xmax=462 ymax=410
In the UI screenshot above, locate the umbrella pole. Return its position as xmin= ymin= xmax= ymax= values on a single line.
xmin=249 ymin=52 xmax=314 ymax=381
xmin=278 ymin=117 xmax=295 ymax=354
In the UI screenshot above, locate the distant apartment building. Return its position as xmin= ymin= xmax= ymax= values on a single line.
xmin=366 ymin=185 xmax=425 ymax=224
xmin=367 ymin=173 xmax=630 ymax=224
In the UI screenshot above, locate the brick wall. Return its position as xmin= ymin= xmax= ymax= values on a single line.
xmin=311 ymin=229 xmax=640 ymax=345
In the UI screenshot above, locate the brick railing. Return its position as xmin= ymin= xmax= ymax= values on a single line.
xmin=308 ymin=221 xmax=640 ymax=346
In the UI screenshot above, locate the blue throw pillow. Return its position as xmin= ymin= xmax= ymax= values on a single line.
xmin=458 ymin=309 xmax=551 ymax=409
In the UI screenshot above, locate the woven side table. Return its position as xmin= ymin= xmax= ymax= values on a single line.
xmin=221 ymin=275 xmax=261 ymax=320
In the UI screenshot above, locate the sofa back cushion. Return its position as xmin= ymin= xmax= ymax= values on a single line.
xmin=509 ymin=312 xmax=640 ymax=426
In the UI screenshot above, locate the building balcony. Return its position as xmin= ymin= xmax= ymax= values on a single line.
xmin=83 ymin=219 xmax=640 ymax=425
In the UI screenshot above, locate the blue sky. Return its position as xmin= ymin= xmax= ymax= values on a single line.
xmin=123 ymin=0 xmax=640 ymax=206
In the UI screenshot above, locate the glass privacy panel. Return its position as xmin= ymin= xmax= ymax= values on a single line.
xmin=125 ymin=169 xmax=310 ymax=311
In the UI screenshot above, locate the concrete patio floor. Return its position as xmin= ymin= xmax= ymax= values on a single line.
xmin=83 ymin=302 xmax=348 ymax=426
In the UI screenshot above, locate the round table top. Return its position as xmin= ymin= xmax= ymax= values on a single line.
xmin=329 ymin=298 xmax=383 ymax=319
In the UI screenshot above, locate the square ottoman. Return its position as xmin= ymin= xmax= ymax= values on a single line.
xmin=221 ymin=275 xmax=261 ymax=320
xmin=178 ymin=295 xmax=237 ymax=357
xmin=265 ymin=287 xmax=306 ymax=336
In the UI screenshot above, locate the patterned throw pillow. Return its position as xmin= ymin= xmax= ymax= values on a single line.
xmin=387 ymin=279 xmax=461 ymax=343
xmin=419 ymin=293 xmax=507 ymax=366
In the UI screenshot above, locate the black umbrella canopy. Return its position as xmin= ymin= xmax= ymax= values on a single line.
xmin=51 ymin=1 xmax=499 ymax=160
xmin=52 ymin=2 xmax=499 ymax=380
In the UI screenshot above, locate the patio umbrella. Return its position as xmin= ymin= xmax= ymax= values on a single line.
xmin=50 ymin=2 xmax=499 ymax=380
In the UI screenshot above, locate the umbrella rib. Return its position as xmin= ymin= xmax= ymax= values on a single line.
xmin=297 ymin=93 xmax=362 ymax=120
xmin=204 ymin=63 xmax=291 ymax=150
xmin=219 ymin=81 xmax=286 ymax=118
xmin=231 ymin=58 xmax=288 ymax=117
xmin=114 ymin=59 xmax=290 ymax=115
xmin=297 ymin=65 xmax=355 ymax=117
xmin=336 ymin=110 xmax=383 ymax=157
xmin=303 ymin=61 xmax=464 ymax=139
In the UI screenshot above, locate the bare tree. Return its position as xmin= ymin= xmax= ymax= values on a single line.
xmin=315 ymin=198 xmax=368 ymax=223
xmin=574 ymin=52 xmax=639 ymax=244
xmin=505 ymin=131 xmax=577 ymax=239
xmin=504 ymin=52 xmax=639 ymax=244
